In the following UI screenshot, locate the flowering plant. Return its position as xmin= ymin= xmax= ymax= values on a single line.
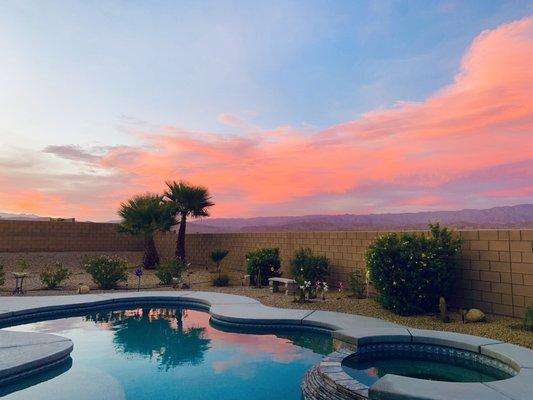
xmin=295 ymin=277 xmax=312 ymax=303
xmin=290 ymin=248 xmax=329 ymax=296
xmin=366 ymin=221 xmax=461 ymax=315
xmin=321 ymin=281 xmax=329 ymax=300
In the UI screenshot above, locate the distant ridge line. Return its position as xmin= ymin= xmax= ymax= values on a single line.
xmin=186 ymin=204 xmax=533 ymax=233
xmin=1 ymin=204 xmax=532 ymax=232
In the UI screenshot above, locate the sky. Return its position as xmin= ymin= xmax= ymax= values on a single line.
xmin=0 ymin=0 xmax=532 ymax=221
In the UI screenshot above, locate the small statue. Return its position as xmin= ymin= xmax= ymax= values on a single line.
xmin=439 ymin=296 xmax=451 ymax=323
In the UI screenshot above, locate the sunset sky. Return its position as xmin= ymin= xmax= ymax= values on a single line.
xmin=0 ymin=1 xmax=532 ymax=221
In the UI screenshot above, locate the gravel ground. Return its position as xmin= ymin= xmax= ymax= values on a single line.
xmin=1 ymin=260 xmax=531 ymax=349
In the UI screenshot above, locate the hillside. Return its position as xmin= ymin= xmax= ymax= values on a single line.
xmin=186 ymin=204 xmax=533 ymax=233
xmin=2 ymin=204 xmax=532 ymax=232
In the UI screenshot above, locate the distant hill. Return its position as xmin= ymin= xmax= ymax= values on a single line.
xmin=0 ymin=212 xmax=49 ymax=221
xmin=2 ymin=204 xmax=533 ymax=232
xmin=186 ymin=204 xmax=533 ymax=233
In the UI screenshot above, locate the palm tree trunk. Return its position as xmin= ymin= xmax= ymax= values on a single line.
xmin=143 ymin=234 xmax=159 ymax=268
xmin=175 ymin=214 xmax=187 ymax=260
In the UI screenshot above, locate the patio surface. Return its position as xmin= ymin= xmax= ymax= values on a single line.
xmin=1 ymin=291 xmax=532 ymax=399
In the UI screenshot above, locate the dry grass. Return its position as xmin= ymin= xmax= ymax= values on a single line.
xmin=1 ymin=260 xmax=531 ymax=349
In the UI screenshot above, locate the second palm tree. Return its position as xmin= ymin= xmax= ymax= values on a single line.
xmin=164 ymin=181 xmax=214 ymax=260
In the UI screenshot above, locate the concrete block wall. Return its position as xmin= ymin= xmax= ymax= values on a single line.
xmin=156 ymin=229 xmax=533 ymax=318
xmin=0 ymin=220 xmax=144 ymax=252
xmin=0 ymin=220 xmax=531 ymax=317
xmin=454 ymin=230 xmax=533 ymax=318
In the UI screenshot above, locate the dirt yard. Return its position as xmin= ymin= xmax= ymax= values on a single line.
xmin=0 ymin=254 xmax=531 ymax=349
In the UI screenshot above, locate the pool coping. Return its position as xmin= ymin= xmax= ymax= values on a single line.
xmin=0 ymin=290 xmax=531 ymax=399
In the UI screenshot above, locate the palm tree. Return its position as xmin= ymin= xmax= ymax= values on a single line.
xmin=210 ymin=249 xmax=229 ymax=278
xmin=164 ymin=181 xmax=214 ymax=260
xmin=118 ymin=193 xmax=174 ymax=268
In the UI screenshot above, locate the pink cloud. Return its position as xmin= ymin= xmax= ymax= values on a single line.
xmin=1 ymin=16 xmax=532 ymax=220
xmin=217 ymin=113 xmax=260 ymax=132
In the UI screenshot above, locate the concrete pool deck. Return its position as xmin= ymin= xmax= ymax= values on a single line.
xmin=0 ymin=291 xmax=531 ymax=399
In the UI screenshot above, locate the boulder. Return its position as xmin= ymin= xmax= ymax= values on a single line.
xmin=77 ymin=284 xmax=90 ymax=294
xmin=465 ymin=308 xmax=486 ymax=323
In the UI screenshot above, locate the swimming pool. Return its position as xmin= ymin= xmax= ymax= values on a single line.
xmin=1 ymin=306 xmax=332 ymax=400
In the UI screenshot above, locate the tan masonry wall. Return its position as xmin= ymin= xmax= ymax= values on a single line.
xmin=155 ymin=229 xmax=533 ymax=318
xmin=0 ymin=220 xmax=531 ymax=318
xmin=0 ymin=220 xmax=144 ymax=252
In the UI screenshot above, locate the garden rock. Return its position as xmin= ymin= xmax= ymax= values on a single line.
xmin=465 ymin=308 xmax=486 ymax=323
xmin=77 ymin=284 xmax=90 ymax=294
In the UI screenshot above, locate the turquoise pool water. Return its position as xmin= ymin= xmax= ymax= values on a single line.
xmin=1 ymin=307 xmax=332 ymax=400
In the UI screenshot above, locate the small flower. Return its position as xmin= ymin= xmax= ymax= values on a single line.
xmin=134 ymin=267 xmax=143 ymax=278
xmin=338 ymin=281 xmax=345 ymax=292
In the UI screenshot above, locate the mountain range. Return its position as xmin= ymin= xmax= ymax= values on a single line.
xmin=0 ymin=212 xmax=49 ymax=221
xmin=1 ymin=204 xmax=532 ymax=232
xmin=186 ymin=204 xmax=533 ymax=232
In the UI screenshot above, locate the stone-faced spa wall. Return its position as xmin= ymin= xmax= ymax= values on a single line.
xmin=156 ymin=229 xmax=533 ymax=318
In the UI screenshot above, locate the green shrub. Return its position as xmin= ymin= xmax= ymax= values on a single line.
xmin=0 ymin=265 xmax=4 ymax=286
xmin=524 ymin=307 xmax=533 ymax=332
xmin=84 ymin=255 xmax=128 ymax=289
xmin=40 ymin=263 xmax=72 ymax=289
xmin=155 ymin=259 xmax=187 ymax=285
xmin=245 ymin=248 xmax=281 ymax=286
xmin=16 ymin=259 xmax=30 ymax=272
xmin=367 ymin=222 xmax=461 ymax=315
xmin=290 ymin=248 xmax=329 ymax=284
xmin=212 ymin=273 xmax=230 ymax=287
xmin=347 ymin=269 xmax=366 ymax=299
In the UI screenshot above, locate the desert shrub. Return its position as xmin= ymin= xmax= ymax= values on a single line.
xmin=290 ymin=248 xmax=329 ymax=284
xmin=212 ymin=273 xmax=230 ymax=287
xmin=210 ymin=249 xmax=229 ymax=278
xmin=524 ymin=307 xmax=533 ymax=332
xmin=84 ymin=255 xmax=128 ymax=289
xmin=245 ymin=248 xmax=281 ymax=286
xmin=155 ymin=259 xmax=187 ymax=285
xmin=367 ymin=222 xmax=461 ymax=315
xmin=0 ymin=265 xmax=4 ymax=286
xmin=347 ymin=269 xmax=366 ymax=299
xmin=15 ymin=259 xmax=30 ymax=272
xmin=40 ymin=263 xmax=72 ymax=289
